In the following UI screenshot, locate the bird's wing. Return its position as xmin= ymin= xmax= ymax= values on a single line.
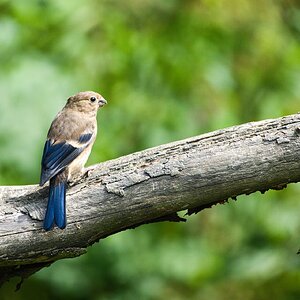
xmin=40 ymin=133 xmax=93 ymax=186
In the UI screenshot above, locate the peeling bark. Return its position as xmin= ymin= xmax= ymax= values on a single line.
xmin=1 ymin=113 xmax=300 ymax=285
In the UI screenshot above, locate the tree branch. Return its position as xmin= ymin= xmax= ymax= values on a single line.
xmin=1 ymin=113 xmax=300 ymax=285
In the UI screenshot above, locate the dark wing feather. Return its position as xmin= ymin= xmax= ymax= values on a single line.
xmin=40 ymin=134 xmax=92 ymax=186
xmin=78 ymin=133 xmax=93 ymax=144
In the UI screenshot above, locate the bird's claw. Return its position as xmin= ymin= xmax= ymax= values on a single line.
xmin=83 ymin=166 xmax=96 ymax=178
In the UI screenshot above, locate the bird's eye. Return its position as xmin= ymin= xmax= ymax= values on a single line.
xmin=90 ymin=96 xmax=97 ymax=102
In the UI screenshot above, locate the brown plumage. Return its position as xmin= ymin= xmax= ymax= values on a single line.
xmin=40 ymin=91 xmax=107 ymax=230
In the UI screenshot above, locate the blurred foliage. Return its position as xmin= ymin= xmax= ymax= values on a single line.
xmin=0 ymin=0 xmax=300 ymax=299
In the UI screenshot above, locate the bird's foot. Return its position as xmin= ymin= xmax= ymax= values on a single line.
xmin=68 ymin=166 xmax=97 ymax=186
xmin=68 ymin=171 xmax=85 ymax=186
xmin=68 ymin=177 xmax=79 ymax=187
xmin=82 ymin=166 xmax=96 ymax=179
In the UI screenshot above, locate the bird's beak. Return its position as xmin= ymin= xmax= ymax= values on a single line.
xmin=98 ymin=97 xmax=107 ymax=107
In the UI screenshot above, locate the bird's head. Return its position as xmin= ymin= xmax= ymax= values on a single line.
xmin=66 ymin=91 xmax=107 ymax=114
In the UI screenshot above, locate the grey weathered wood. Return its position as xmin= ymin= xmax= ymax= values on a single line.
xmin=1 ymin=113 xmax=300 ymax=284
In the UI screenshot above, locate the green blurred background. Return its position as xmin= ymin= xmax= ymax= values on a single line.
xmin=1 ymin=0 xmax=300 ymax=299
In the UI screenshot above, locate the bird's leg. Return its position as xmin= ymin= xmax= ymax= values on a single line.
xmin=68 ymin=166 xmax=97 ymax=186
xmin=67 ymin=167 xmax=85 ymax=186
xmin=82 ymin=165 xmax=97 ymax=178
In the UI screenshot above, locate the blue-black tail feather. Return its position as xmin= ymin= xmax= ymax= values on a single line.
xmin=43 ymin=176 xmax=67 ymax=230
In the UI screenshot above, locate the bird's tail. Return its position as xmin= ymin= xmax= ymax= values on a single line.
xmin=44 ymin=174 xmax=67 ymax=231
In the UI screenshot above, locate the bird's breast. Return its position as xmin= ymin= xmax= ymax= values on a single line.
xmin=67 ymin=143 xmax=93 ymax=180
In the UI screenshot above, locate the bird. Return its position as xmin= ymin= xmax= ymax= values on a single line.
xmin=40 ymin=91 xmax=107 ymax=231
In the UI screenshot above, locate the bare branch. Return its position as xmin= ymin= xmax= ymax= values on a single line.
xmin=1 ymin=113 xmax=300 ymax=285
